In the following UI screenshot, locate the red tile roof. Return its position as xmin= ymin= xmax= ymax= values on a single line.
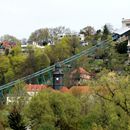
xmin=70 ymin=67 xmax=94 ymax=80
xmin=26 ymin=84 xmax=47 ymax=92
xmin=0 ymin=41 xmax=16 ymax=49
xmin=26 ymin=84 xmax=92 ymax=94
xmin=71 ymin=67 xmax=88 ymax=74
xmin=60 ymin=86 xmax=69 ymax=93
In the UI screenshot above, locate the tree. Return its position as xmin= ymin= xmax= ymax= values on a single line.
xmin=80 ymin=26 xmax=95 ymax=43
xmin=0 ymin=56 xmax=10 ymax=85
xmin=34 ymin=48 xmax=50 ymax=70
xmin=21 ymin=47 xmax=50 ymax=76
xmin=80 ymin=26 xmax=95 ymax=36
xmin=0 ymin=34 xmax=21 ymax=45
xmin=93 ymin=29 xmax=102 ymax=42
xmin=10 ymin=45 xmax=22 ymax=56
xmin=44 ymin=45 xmax=59 ymax=65
xmin=105 ymin=23 xmax=113 ymax=33
xmin=44 ymin=37 xmax=72 ymax=64
xmin=8 ymin=106 xmax=26 ymax=130
xmin=8 ymin=55 xmax=26 ymax=79
xmin=115 ymin=40 xmax=128 ymax=54
xmin=78 ymin=73 xmax=130 ymax=130
xmin=0 ymin=107 xmax=9 ymax=130
xmin=68 ymin=35 xmax=80 ymax=55
xmin=8 ymin=81 xmax=29 ymax=108
xmin=92 ymin=73 xmax=130 ymax=130
xmin=49 ymin=26 xmax=71 ymax=36
xmin=101 ymin=24 xmax=111 ymax=40
xmin=28 ymin=28 xmax=50 ymax=44
xmin=7 ymin=81 xmax=29 ymax=130
xmin=25 ymin=90 xmax=81 ymax=130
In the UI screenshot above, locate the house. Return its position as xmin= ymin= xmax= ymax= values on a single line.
xmin=113 ymin=18 xmax=130 ymax=57
xmin=113 ymin=18 xmax=130 ymax=41
xmin=0 ymin=43 xmax=4 ymax=54
xmin=70 ymin=67 xmax=94 ymax=85
xmin=57 ymin=33 xmax=86 ymax=44
xmin=26 ymin=84 xmax=47 ymax=96
xmin=0 ymin=41 xmax=16 ymax=54
xmin=6 ymin=83 xmax=93 ymax=104
xmin=122 ymin=18 xmax=130 ymax=28
xmin=6 ymin=84 xmax=48 ymax=104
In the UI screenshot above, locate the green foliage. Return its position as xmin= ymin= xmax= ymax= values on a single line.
xmin=0 ymin=108 xmax=9 ymax=130
xmin=80 ymin=73 xmax=130 ymax=130
xmin=44 ymin=36 xmax=80 ymax=64
xmin=34 ymin=48 xmax=50 ymax=70
xmin=0 ymin=82 xmax=28 ymax=130
xmin=67 ymin=35 xmax=80 ymax=55
xmin=7 ymin=82 xmax=29 ymax=130
xmin=115 ymin=40 xmax=128 ymax=54
xmin=0 ymin=45 xmax=51 ymax=84
xmin=28 ymin=28 xmax=50 ymax=43
xmin=25 ymin=90 xmax=81 ymax=130
xmin=101 ymin=24 xmax=111 ymax=40
xmin=4 ymin=68 xmax=15 ymax=83
xmin=0 ymin=34 xmax=21 ymax=45
xmin=21 ymin=48 xmax=50 ymax=76
xmin=80 ymin=26 xmax=95 ymax=36
xmin=0 ymin=56 xmax=10 ymax=85
xmin=8 ymin=55 xmax=26 ymax=78
xmin=10 ymin=45 xmax=22 ymax=56
xmin=1 ymin=24 xmax=130 ymax=130
xmin=8 ymin=106 xmax=26 ymax=130
xmin=93 ymin=29 xmax=102 ymax=42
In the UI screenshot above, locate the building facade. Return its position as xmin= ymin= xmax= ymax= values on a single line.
xmin=122 ymin=18 xmax=130 ymax=28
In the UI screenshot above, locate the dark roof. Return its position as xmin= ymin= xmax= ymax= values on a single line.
xmin=114 ymin=27 xmax=130 ymax=36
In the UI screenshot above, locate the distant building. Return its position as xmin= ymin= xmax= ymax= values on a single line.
xmin=21 ymin=44 xmax=28 ymax=52
xmin=25 ymin=39 xmax=54 ymax=50
xmin=70 ymin=67 xmax=94 ymax=85
xmin=26 ymin=84 xmax=47 ymax=96
xmin=122 ymin=18 xmax=130 ymax=28
xmin=57 ymin=33 xmax=66 ymax=40
xmin=0 ymin=41 xmax=16 ymax=54
xmin=78 ymin=34 xmax=85 ymax=42
xmin=6 ymin=84 xmax=48 ymax=104
xmin=56 ymin=33 xmax=87 ymax=46
xmin=113 ymin=18 xmax=130 ymax=58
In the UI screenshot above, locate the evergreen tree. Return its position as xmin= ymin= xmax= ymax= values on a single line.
xmin=8 ymin=106 xmax=26 ymax=130
xmin=101 ymin=24 xmax=110 ymax=40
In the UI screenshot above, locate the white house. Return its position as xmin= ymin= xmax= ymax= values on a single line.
xmin=113 ymin=18 xmax=130 ymax=58
xmin=122 ymin=18 xmax=130 ymax=28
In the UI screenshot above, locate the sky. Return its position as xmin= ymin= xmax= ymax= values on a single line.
xmin=0 ymin=0 xmax=130 ymax=39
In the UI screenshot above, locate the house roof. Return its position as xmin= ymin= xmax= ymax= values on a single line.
xmin=0 ymin=41 xmax=16 ymax=49
xmin=122 ymin=19 xmax=130 ymax=22
xmin=114 ymin=27 xmax=130 ymax=36
xmin=71 ymin=67 xmax=89 ymax=74
xmin=26 ymin=84 xmax=93 ymax=95
xmin=26 ymin=84 xmax=47 ymax=92
xmin=60 ymin=86 xmax=69 ymax=93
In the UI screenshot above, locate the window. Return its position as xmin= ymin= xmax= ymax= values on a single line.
xmin=126 ymin=23 xmax=130 ymax=27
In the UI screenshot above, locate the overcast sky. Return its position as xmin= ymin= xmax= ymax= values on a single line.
xmin=0 ymin=0 xmax=130 ymax=39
